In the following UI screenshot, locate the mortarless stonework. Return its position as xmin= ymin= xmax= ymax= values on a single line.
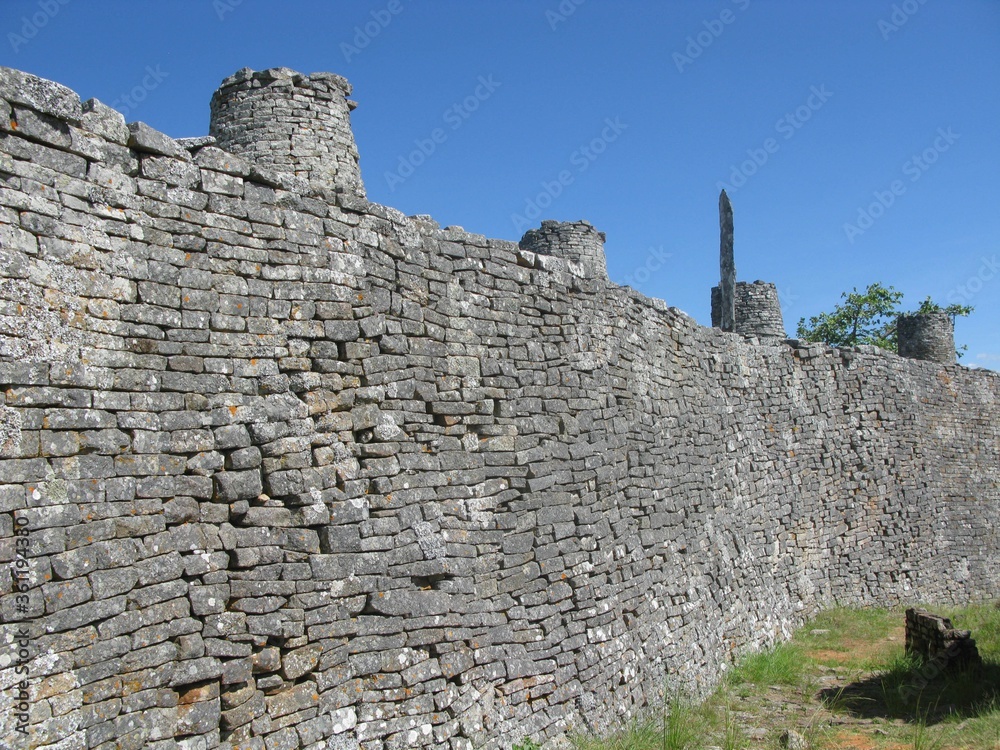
xmin=0 ymin=66 xmax=998 ymax=750
xmin=711 ymin=280 xmax=786 ymax=339
xmin=904 ymin=608 xmax=981 ymax=673
xmin=210 ymin=67 xmax=365 ymax=199
xmin=897 ymin=312 xmax=956 ymax=365
xmin=518 ymin=220 xmax=608 ymax=282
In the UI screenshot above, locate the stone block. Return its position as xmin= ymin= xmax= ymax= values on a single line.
xmin=213 ymin=470 xmax=263 ymax=502
xmin=127 ymin=121 xmax=188 ymax=158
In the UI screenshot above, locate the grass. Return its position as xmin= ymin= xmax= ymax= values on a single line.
xmin=912 ymin=708 xmax=949 ymax=750
xmin=720 ymin=706 xmax=748 ymax=750
xmin=660 ymin=697 xmax=701 ymax=750
xmin=726 ymin=642 xmax=808 ymax=688
xmin=570 ymin=700 xmax=705 ymax=750
xmin=569 ymin=601 xmax=1000 ymax=750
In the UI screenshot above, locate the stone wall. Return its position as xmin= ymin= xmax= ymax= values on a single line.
xmin=518 ymin=220 xmax=608 ymax=281
xmin=0 ymin=66 xmax=998 ymax=750
xmin=210 ymin=67 xmax=365 ymax=199
xmin=898 ymin=312 xmax=956 ymax=365
xmin=711 ymin=280 xmax=786 ymax=339
xmin=904 ymin=608 xmax=981 ymax=673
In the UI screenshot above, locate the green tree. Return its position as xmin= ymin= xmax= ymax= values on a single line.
xmin=796 ymin=282 xmax=903 ymax=349
xmin=796 ymin=285 xmax=974 ymax=357
xmin=911 ymin=296 xmax=974 ymax=319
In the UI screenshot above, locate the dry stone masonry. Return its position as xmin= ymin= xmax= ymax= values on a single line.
xmin=897 ymin=312 xmax=956 ymax=365
xmin=711 ymin=281 xmax=786 ymax=340
xmin=210 ymin=67 xmax=365 ymax=200
xmin=518 ymin=220 xmax=608 ymax=282
xmin=0 ymin=65 xmax=998 ymax=750
xmin=904 ymin=608 xmax=982 ymax=673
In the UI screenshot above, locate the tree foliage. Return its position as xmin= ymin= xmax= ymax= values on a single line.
xmin=796 ymin=283 xmax=903 ymax=349
xmin=796 ymin=284 xmax=973 ymax=355
xmin=911 ymin=296 xmax=974 ymax=318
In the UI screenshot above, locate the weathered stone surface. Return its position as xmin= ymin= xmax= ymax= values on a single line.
xmin=176 ymin=135 xmax=217 ymax=150
xmin=0 ymin=66 xmax=82 ymax=121
xmin=898 ymin=312 xmax=956 ymax=364
xmin=81 ymin=99 xmax=129 ymax=144
xmin=519 ymin=220 xmax=608 ymax=281
xmin=711 ymin=280 xmax=786 ymax=339
xmin=266 ymin=683 xmax=319 ymax=719
xmin=10 ymin=106 xmax=71 ymax=147
xmin=780 ymin=729 xmax=808 ymax=750
xmin=368 ymin=590 xmax=451 ymax=617
xmin=210 ymin=67 xmax=364 ymax=197
xmin=0 ymin=405 xmax=22 ymax=457
xmin=127 ymin=121 xmax=188 ymax=159
xmin=905 ymin=608 xmax=982 ymax=673
xmin=141 ymin=155 xmax=201 ymax=187
xmin=213 ymin=470 xmax=263 ymax=502
xmin=281 ymin=644 xmax=322 ymax=680
xmin=0 ymin=64 xmax=997 ymax=750
xmin=718 ymin=188 xmax=736 ymax=332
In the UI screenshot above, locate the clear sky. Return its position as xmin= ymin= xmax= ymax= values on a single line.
xmin=3 ymin=0 xmax=998 ymax=366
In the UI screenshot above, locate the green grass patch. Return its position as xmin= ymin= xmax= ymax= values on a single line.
xmin=820 ymin=602 xmax=1000 ymax=725
xmin=940 ymin=602 xmax=1000 ymax=663
xmin=806 ymin=605 xmax=898 ymax=642
xmin=569 ymin=693 xmax=717 ymax=750
xmin=571 ymin=600 xmax=1000 ymax=750
xmin=727 ymin=641 xmax=807 ymax=688
xmin=795 ymin=605 xmax=904 ymax=671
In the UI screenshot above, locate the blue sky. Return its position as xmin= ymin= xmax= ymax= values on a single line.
xmin=3 ymin=0 xmax=998 ymax=366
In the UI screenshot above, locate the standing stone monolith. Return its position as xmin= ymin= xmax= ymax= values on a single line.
xmin=719 ymin=189 xmax=736 ymax=332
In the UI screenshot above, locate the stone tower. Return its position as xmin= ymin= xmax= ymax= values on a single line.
xmin=209 ymin=67 xmax=365 ymax=197
xmin=519 ymin=220 xmax=609 ymax=281
xmin=897 ymin=313 xmax=956 ymax=364
xmin=711 ymin=281 xmax=786 ymax=339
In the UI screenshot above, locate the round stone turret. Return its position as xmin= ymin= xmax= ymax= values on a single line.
xmin=209 ymin=67 xmax=364 ymax=197
xmin=519 ymin=220 xmax=608 ymax=281
xmin=897 ymin=313 xmax=955 ymax=364
xmin=711 ymin=280 xmax=786 ymax=339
